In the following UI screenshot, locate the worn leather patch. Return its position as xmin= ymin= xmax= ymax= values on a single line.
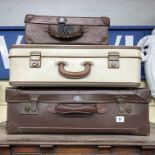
xmin=96 ymin=104 xmax=110 ymax=114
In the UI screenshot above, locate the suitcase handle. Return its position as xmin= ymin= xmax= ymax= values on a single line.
xmin=57 ymin=61 xmax=92 ymax=79
xmin=55 ymin=104 xmax=97 ymax=114
xmin=48 ymin=25 xmax=84 ymax=40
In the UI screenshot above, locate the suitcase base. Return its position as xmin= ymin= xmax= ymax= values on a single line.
xmin=1 ymin=122 xmax=155 ymax=155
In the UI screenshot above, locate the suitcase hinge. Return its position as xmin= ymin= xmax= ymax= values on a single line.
xmin=30 ymin=51 xmax=41 ymax=68
xmin=21 ymin=96 xmax=39 ymax=114
xmin=108 ymin=52 xmax=119 ymax=68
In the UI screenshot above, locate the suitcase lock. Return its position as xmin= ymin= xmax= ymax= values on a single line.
xmin=108 ymin=52 xmax=119 ymax=68
xmin=58 ymin=17 xmax=69 ymax=33
xmin=30 ymin=51 xmax=41 ymax=68
xmin=21 ymin=96 xmax=39 ymax=114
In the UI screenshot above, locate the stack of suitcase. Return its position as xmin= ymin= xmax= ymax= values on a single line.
xmin=6 ymin=14 xmax=151 ymax=136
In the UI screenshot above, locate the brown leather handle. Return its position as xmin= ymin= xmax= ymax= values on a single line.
xmin=57 ymin=61 xmax=92 ymax=79
xmin=48 ymin=25 xmax=84 ymax=40
xmin=47 ymin=103 xmax=110 ymax=114
xmin=55 ymin=104 xmax=97 ymax=114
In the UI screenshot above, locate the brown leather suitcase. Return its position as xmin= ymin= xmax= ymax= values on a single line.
xmin=6 ymin=87 xmax=151 ymax=135
xmin=24 ymin=14 xmax=110 ymax=44
xmin=1 ymin=122 xmax=155 ymax=155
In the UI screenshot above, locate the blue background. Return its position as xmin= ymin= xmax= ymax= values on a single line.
xmin=0 ymin=26 xmax=154 ymax=80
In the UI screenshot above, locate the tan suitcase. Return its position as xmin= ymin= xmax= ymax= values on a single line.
xmin=9 ymin=45 xmax=141 ymax=87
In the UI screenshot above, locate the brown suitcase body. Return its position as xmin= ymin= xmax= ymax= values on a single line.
xmin=24 ymin=14 xmax=110 ymax=44
xmin=6 ymin=87 xmax=151 ymax=135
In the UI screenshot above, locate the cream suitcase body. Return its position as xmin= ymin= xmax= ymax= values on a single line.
xmin=9 ymin=45 xmax=141 ymax=87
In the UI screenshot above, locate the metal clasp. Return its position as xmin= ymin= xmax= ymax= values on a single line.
xmin=57 ymin=17 xmax=66 ymax=33
xmin=58 ymin=17 xmax=67 ymax=24
xmin=57 ymin=17 xmax=73 ymax=34
xmin=30 ymin=96 xmax=38 ymax=113
xmin=30 ymin=51 xmax=41 ymax=68
xmin=21 ymin=96 xmax=39 ymax=115
xmin=116 ymin=96 xmax=126 ymax=113
xmin=116 ymin=96 xmax=135 ymax=115
xmin=108 ymin=52 xmax=119 ymax=68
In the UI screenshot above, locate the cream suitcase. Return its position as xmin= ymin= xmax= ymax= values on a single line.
xmin=9 ymin=45 xmax=141 ymax=87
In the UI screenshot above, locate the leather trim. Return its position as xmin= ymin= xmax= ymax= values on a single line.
xmin=17 ymin=127 xmax=146 ymax=135
xmin=11 ymin=44 xmax=141 ymax=50
xmin=6 ymin=87 xmax=150 ymax=104
xmin=9 ymin=55 xmax=141 ymax=59
xmin=24 ymin=14 xmax=110 ymax=26
xmin=9 ymin=82 xmax=141 ymax=87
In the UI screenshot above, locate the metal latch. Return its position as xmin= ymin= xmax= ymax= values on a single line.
xmin=117 ymin=96 xmax=126 ymax=113
xmin=116 ymin=96 xmax=135 ymax=115
xmin=30 ymin=51 xmax=41 ymax=68
xmin=108 ymin=52 xmax=119 ymax=68
xmin=58 ymin=17 xmax=67 ymax=24
xmin=57 ymin=17 xmax=68 ymax=33
xmin=21 ymin=96 xmax=39 ymax=114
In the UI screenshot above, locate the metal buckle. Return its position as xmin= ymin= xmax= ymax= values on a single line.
xmin=108 ymin=52 xmax=119 ymax=68
xmin=30 ymin=51 xmax=41 ymax=68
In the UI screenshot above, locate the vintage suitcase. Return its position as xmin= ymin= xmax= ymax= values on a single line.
xmin=24 ymin=14 xmax=110 ymax=45
xmin=9 ymin=45 xmax=141 ymax=88
xmin=6 ymin=87 xmax=151 ymax=135
xmin=1 ymin=123 xmax=155 ymax=155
